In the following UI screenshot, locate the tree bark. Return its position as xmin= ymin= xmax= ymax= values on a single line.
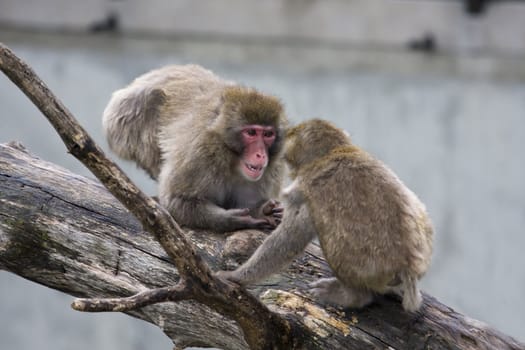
xmin=1 ymin=142 xmax=524 ymax=350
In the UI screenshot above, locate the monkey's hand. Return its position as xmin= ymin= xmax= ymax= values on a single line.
xmin=258 ymin=200 xmax=284 ymax=230
xmin=227 ymin=208 xmax=276 ymax=232
xmin=214 ymin=270 xmax=244 ymax=285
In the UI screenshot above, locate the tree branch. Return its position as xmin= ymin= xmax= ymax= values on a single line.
xmin=1 ymin=142 xmax=524 ymax=349
xmin=72 ymin=283 xmax=191 ymax=312
xmin=0 ymin=42 xmax=203 ymax=278
xmin=0 ymin=42 xmax=294 ymax=350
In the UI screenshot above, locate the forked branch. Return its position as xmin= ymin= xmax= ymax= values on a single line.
xmin=72 ymin=283 xmax=191 ymax=312
xmin=0 ymin=42 xmax=292 ymax=350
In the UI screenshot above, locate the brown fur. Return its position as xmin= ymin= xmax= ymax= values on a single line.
xmin=217 ymin=119 xmax=433 ymax=312
xmin=103 ymin=64 xmax=287 ymax=232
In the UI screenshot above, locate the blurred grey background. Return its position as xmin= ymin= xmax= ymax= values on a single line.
xmin=1 ymin=0 xmax=525 ymax=348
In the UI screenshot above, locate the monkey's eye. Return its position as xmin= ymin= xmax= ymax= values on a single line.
xmin=263 ymin=130 xmax=275 ymax=138
xmin=245 ymin=129 xmax=257 ymax=136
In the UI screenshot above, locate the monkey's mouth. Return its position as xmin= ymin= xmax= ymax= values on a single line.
xmin=242 ymin=162 xmax=264 ymax=180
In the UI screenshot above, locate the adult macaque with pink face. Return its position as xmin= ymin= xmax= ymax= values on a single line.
xmin=103 ymin=64 xmax=287 ymax=232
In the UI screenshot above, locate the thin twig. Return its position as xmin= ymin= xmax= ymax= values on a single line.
xmin=72 ymin=284 xmax=191 ymax=312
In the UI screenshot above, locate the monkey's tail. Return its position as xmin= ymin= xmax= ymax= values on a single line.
xmin=400 ymin=271 xmax=422 ymax=312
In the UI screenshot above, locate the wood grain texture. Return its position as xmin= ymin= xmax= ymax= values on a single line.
xmin=1 ymin=142 xmax=523 ymax=350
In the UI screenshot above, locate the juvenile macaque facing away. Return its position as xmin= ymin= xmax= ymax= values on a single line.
xmin=103 ymin=65 xmax=287 ymax=232
xmin=218 ymin=119 xmax=433 ymax=312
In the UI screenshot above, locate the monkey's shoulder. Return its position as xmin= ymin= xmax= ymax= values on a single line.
xmin=137 ymin=64 xmax=223 ymax=88
xmin=299 ymin=148 xmax=382 ymax=184
xmin=132 ymin=65 xmax=227 ymax=124
xmin=297 ymin=148 xmax=412 ymax=217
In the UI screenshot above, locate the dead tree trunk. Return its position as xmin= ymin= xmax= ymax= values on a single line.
xmin=1 ymin=42 xmax=524 ymax=350
xmin=1 ymin=143 xmax=523 ymax=349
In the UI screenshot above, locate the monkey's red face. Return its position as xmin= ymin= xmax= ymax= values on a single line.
xmin=240 ymin=125 xmax=276 ymax=181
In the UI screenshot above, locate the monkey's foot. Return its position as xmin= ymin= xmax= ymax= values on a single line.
xmin=309 ymin=277 xmax=373 ymax=309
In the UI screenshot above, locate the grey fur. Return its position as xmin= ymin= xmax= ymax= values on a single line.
xmin=103 ymin=64 xmax=287 ymax=232
xmin=217 ymin=195 xmax=316 ymax=284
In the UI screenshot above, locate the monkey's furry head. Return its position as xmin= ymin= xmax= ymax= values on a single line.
xmin=285 ymin=119 xmax=351 ymax=171
xmin=216 ymin=86 xmax=288 ymax=157
xmin=221 ymin=86 xmax=285 ymax=126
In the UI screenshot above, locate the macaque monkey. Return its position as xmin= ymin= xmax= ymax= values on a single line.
xmin=103 ymin=64 xmax=287 ymax=232
xmin=217 ymin=119 xmax=433 ymax=312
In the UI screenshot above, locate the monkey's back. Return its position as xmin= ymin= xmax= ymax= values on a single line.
xmin=103 ymin=64 xmax=232 ymax=179
xmin=300 ymin=147 xmax=433 ymax=291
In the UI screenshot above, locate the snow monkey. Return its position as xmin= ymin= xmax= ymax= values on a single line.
xmin=217 ymin=119 xmax=433 ymax=312
xmin=103 ymin=64 xmax=287 ymax=232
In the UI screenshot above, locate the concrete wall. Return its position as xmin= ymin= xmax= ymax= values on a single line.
xmin=1 ymin=1 xmax=525 ymax=348
xmin=2 ymin=0 xmax=525 ymax=55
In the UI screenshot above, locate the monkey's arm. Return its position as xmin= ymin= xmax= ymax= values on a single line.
xmin=166 ymin=196 xmax=276 ymax=233
xmin=216 ymin=201 xmax=316 ymax=284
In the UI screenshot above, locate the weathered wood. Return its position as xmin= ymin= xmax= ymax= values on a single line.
xmin=1 ymin=143 xmax=524 ymax=349
xmin=0 ymin=142 xmax=244 ymax=349
xmin=0 ymin=42 xmax=293 ymax=350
